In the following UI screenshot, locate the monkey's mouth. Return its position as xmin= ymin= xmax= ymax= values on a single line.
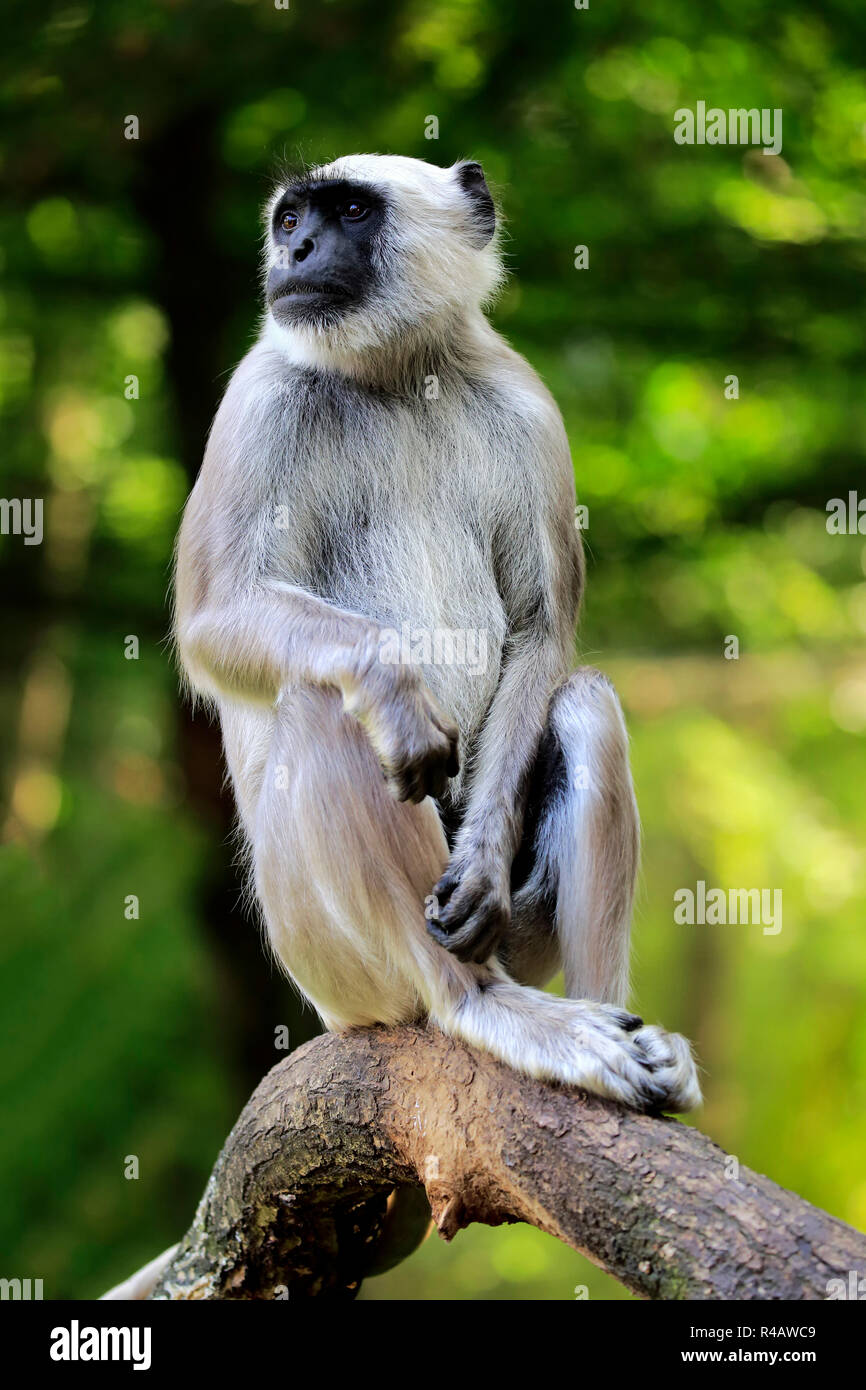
xmin=269 ymin=280 xmax=351 ymax=307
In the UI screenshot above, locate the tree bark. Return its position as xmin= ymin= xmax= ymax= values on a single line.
xmin=150 ymin=1023 xmax=866 ymax=1301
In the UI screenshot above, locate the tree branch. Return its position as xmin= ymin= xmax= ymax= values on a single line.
xmin=149 ymin=1023 xmax=866 ymax=1300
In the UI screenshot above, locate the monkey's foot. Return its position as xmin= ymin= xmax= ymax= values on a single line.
xmin=622 ymin=1019 xmax=703 ymax=1114
xmin=509 ymin=998 xmax=703 ymax=1114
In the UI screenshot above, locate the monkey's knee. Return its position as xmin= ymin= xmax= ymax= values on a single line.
xmin=551 ymin=667 xmax=627 ymax=741
xmin=549 ymin=669 xmax=637 ymax=823
xmin=252 ymin=692 xmax=449 ymax=1026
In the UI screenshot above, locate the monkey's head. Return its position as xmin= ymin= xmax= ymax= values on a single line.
xmin=263 ymin=154 xmax=502 ymax=366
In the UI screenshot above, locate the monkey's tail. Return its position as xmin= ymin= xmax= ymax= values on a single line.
xmin=97 ymin=1200 xmax=430 ymax=1299
xmin=99 ymin=1244 xmax=179 ymax=1301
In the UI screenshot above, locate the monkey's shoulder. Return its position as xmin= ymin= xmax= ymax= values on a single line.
xmin=207 ymin=340 xmax=572 ymax=516
xmin=222 ymin=339 xmax=563 ymax=434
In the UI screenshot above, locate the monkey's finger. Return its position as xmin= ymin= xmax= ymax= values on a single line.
xmin=425 ymin=916 xmax=452 ymax=947
xmin=431 ymin=870 xmax=460 ymax=911
xmin=426 ymin=907 xmax=500 ymax=963
xmin=441 ymin=902 xmax=507 ymax=963
xmin=396 ymin=752 xmax=450 ymax=804
xmin=422 ymin=760 xmax=450 ymax=802
xmin=403 ymin=765 xmax=428 ymax=803
xmin=440 ymin=723 xmax=461 ymax=773
xmin=426 ymin=876 xmax=470 ymax=934
xmin=427 ymin=720 xmax=459 ymax=764
xmin=432 ymin=870 xmax=458 ymax=896
xmin=434 ymin=878 xmax=507 ymax=943
xmin=431 ymin=883 xmax=479 ymax=933
xmin=426 ymin=708 xmax=460 ymax=760
xmin=384 ymin=764 xmax=419 ymax=803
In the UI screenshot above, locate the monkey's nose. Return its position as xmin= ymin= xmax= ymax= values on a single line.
xmin=293 ymin=238 xmax=314 ymax=264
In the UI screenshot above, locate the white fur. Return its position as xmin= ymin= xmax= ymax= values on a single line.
xmin=173 ymin=155 xmax=701 ymax=1115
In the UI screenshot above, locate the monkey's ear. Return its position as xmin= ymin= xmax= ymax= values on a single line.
xmin=455 ymin=160 xmax=496 ymax=247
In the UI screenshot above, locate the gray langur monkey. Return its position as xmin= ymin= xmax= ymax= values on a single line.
xmin=174 ymin=154 xmax=701 ymax=1114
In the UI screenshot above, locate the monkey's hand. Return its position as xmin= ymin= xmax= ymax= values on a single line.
xmin=426 ymin=852 xmax=511 ymax=964
xmin=348 ymin=662 xmax=460 ymax=804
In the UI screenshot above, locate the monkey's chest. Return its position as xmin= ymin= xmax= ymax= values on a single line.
xmin=309 ymin=502 xmax=507 ymax=740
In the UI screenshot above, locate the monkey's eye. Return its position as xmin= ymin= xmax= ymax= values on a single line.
xmin=280 ymin=210 xmax=299 ymax=232
xmin=342 ymin=201 xmax=369 ymax=221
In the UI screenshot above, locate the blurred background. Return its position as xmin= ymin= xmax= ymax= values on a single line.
xmin=1 ymin=0 xmax=865 ymax=1300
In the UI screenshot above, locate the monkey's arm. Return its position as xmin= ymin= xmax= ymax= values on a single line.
xmin=176 ymin=528 xmax=459 ymax=803
xmin=177 ymin=579 xmax=377 ymax=709
xmin=173 ymin=363 xmax=382 ymax=708
xmin=426 ymin=621 xmax=569 ymax=962
xmin=428 ymin=398 xmax=582 ymax=962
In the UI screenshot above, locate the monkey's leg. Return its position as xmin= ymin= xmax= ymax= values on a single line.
xmin=251 ymin=687 xmax=451 ymax=1032
xmin=466 ymin=669 xmax=700 ymax=1109
xmin=502 ymin=667 xmax=639 ymax=1005
xmin=254 ymin=688 xmax=698 ymax=1112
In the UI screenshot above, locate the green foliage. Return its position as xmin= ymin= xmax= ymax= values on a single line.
xmin=1 ymin=0 xmax=865 ymax=1300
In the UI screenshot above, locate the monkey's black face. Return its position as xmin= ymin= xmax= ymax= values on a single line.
xmin=267 ymin=179 xmax=385 ymax=326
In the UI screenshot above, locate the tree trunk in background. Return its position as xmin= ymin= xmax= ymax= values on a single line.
xmin=131 ymin=108 xmax=321 ymax=1095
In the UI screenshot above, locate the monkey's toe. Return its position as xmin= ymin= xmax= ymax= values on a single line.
xmin=628 ymin=1025 xmax=703 ymax=1113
